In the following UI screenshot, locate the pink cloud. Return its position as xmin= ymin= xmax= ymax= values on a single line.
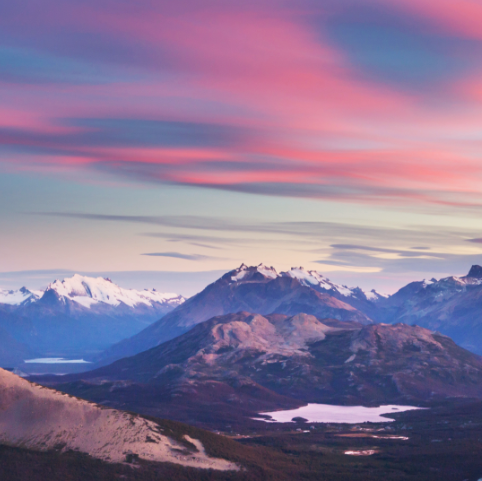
xmin=1 ymin=0 xmax=482 ymax=210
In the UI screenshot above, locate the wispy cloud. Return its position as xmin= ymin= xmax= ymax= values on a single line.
xmin=36 ymin=211 xmax=482 ymax=274
xmin=35 ymin=211 xmax=481 ymax=243
xmin=317 ymin=250 xmax=482 ymax=276
xmin=141 ymin=252 xmax=212 ymax=261
xmin=329 ymin=243 xmax=440 ymax=258
xmin=3 ymin=0 xmax=482 ymax=290
xmin=1 ymin=0 xmax=482 ymax=209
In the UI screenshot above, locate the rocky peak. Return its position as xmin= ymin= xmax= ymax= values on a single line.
xmin=467 ymin=265 xmax=482 ymax=279
xmin=38 ymin=287 xmax=65 ymax=306
xmin=205 ymin=312 xmax=332 ymax=359
xmin=226 ymin=264 xmax=278 ymax=284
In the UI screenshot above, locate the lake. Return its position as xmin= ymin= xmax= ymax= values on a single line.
xmin=24 ymin=358 xmax=91 ymax=364
xmin=254 ymin=403 xmax=423 ymax=423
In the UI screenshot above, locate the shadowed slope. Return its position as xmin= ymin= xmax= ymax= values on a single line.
xmin=375 ymin=265 xmax=482 ymax=355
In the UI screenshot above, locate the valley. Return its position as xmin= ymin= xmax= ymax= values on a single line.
xmin=3 ymin=264 xmax=482 ymax=480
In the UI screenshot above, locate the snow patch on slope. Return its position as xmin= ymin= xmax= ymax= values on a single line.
xmin=230 ymin=264 xmax=250 ymax=281
xmin=282 ymin=267 xmax=386 ymax=301
xmin=257 ymin=263 xmax=278 ymax=279
xmin=285 ymin=267 xmax=334 ymax=290
xmin=364 ymin=289 xmax=388 ymax=301
xmin=230 ymin=263 xmax=278 ymax=282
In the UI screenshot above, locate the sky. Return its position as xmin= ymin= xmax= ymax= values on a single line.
xmin=2 ymin=0 xmax=482 ymax=296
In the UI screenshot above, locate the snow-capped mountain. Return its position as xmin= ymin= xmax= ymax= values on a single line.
xmin=0 ymin=274 xmax=184 ymax=310
xmin=371 ymin=265 xmax=482 ymax=355
xmin=226 ymin=264 xmax=386 ymax=320
xmin=0 ymin=275 xmax=185 ymax=368
xmin=97 ymin=263 xmax=373 ymax=366
xmin=228 ymin=264 xmax=386 ymax=302
xmin=227 ymin=264 xmax=482 ymax=357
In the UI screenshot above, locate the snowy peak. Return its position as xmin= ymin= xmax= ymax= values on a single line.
xmin=47 ymin=274 xmax=185 ymax=309
xmin=415 ymin=270 xmax=482 ymax=293
xmin=467 ymin=265 xmax=482 ymax=279
xmin=282 ymin=267 xmax=340 ymax=291
xmin=227 ymin=263 xmax=278 ymax=283
xmin=0 ymin=286 xmax=42 ymax=306
xmin=0 ymin=274 xmax=185 ymax=310
xmin=414 ymin=266 xmax=482 ymax=292
xmin=281 ymin=267 xmax=387 ymax=303
xmin=225 ymin=264 xmax=386 ymax=303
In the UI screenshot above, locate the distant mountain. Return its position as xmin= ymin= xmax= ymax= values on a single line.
xmin=0 ymin=368 xmax=237 ymax=470
xmin=96 ymin=264 xmax=373 ymax=365
xmin=0 ymin=321 xmax=37 ymax=367
xmin=0 ymin=275 xmax=185 ymax=363
xmin=0 ymin=274 xmax=184 ymax=310
xmin=0 ymin=286 xmax=43 ymax=305
xmin=374 ymin=265 xmax=482 ymax=355
xmin=51 ymin=312 xmax=482 ymax=425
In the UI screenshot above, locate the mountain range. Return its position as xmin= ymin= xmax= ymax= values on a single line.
xmin=96 ymin=264 xmax=375 ymax=365
xmin=5 ymin=263 xmax=482 ymax=374
xmin=372 ymin=265 xmax=482 ymax=355
xmin=0 ymin=274 xmax=184 ymax=366
xmin=7 ymin=264 xmax=482 ymax=480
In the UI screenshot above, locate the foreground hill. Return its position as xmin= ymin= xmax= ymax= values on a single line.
xmin=96 ymin=264 xmax=372 ymax=365
xmin=0 ymin=274 xmax=184 ymax=363
xmin=0 ymin=368 xmax=237 ymax=470
xmin=49 ymin=312 xmax=482 ymax=429
xmin=375 ymin=265 xmax=482 ymax=355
